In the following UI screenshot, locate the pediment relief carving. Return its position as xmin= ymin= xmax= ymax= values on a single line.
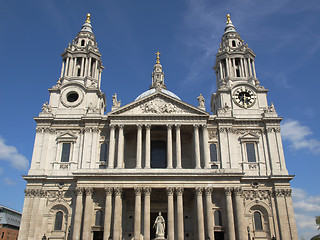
xmin=110 ymin=94 xmax=208 ymax=116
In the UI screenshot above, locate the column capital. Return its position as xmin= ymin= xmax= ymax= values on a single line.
xmin=166 ymin=187 xmax=174 ymax=196
xmin=166 ymin=124 xmax=172 ymax=129
xmin=134 ymin=187 xmax=142 ymax=196
xmin=109 ymin=124 xmax=116 ymax=129
xmin=85 ymin=187 xmax=94 ymax=196
xmin=175 ymin=124 xmax=181 ymax=129
xmin=118 ymin=124 xmax=124 ymax=129
xmin=201 ymin=124 xmax=208 ymax=129
xmin=193 ymin=124 xmax=200 ymax=129
xmin=234 ymin=187 xmax=243 ymax=197
xmin=76 ymin=187 xmax=85 ymax=196
xmin=145 ymin=124 xmax=151 ymax=130
xmin=205 ymin=187 xmax=213 ymax=196
xmin=114 ymin=187 xmax=123 ymax=196
xmin=105 ymin=187 xmax=113 ymax=196
xmin=136 ymin=124 xmax=143 ymax=130
xmin=224 ymin=187 xmax=233 ymax=196
xmin=143 ymin=187 xmax=152 ymax=196
xmin=195 ymin=187 xmax=203 ymax=196
xmin=176 ymin=187 xmax=184 ymax=196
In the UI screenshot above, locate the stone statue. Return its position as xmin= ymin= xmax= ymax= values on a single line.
xmin=112 ymin=93 xmax=121 ymax=108
xmin=153 ymin=212 xmax=165 ymax=239
xmin=42 ymin=102 xmax=51 ymax=113
xmin=197 ymin=94 xmax=205 ymax=110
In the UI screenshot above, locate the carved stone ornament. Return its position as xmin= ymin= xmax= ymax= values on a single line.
xmin=85 ymin=187 xmax=94 ymax=196
xmin=205 ymin=187 xmax=213 ymax=196
xmin=224 ymin=187 xmax=233 ymax=196
xmin=197 ymin=94 xmax=205 ymax=110
xmin=217 ymin=103 xmax=231 ymax=114
xmin=60 ymin=164 xmax=69 ymax=169
xmin=47 ymin=190 xmax=71 ymax=204
xmin=76 ymin=187 xmax=84 ymax=196
xmin=144 ymin=187 xmax=152 ymax=196
xmin=195 ymin=187 xmax=204 ymax=196
xmin=208 ymin=129 xmax=218 ymax=139
xmin=112 ymin=93 xmax=121 ymax=108
xmin=105 ymin=187 xmax=113 ymax=196
xmin=273 ymin=189 xmax=292 ymax=197
xmin=140 ymin=98 xmax=188 ymax=114
xmin=234 ymin=187 xmax=243 ymax=196
xmin=176 ymin=187 xmax=184 ymax=196
xmin=243 ymin=190 xmax=270 ymax=200
xmin=41 ymin=102 xmax=52 ymax=114
xmin=86 ymin=103 xmax=100 ymax=114
xmin=134 ymin=187 xmax=142 ymax=196
xmin=166 ymin=187 xmax=174 ymax=196
xmin=114 ymin=187 xmax=122 ymax=196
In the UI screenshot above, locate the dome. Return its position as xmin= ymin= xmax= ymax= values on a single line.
xmin=135 ymin=88 xmax=181 ymax=101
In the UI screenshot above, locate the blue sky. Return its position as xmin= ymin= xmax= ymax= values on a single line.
xmin=0 ymin=0 xmax=319 ymax=238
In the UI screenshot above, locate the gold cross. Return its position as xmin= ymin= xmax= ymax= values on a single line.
xmin=155 ymin=51 xmax=161 ymax=64
xmin=226 ymin=14 xmax=231 ymax=24
xmin=86 ymin=13 xmax=91 ymax=23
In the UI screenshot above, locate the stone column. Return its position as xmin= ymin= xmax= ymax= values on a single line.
xmin=175 ymin=125 xmax=182 ymax=169
xmin=81 ymin=57 xmax=85 ymax=76
xmin=18 ymin=190 xmax=32 ymax=239
xmin=113 ymin=187 xmax=123 ymax=240
xmin=244 ymin=58 xmax=248 ymax=77
xmin=88 ymin=57 xmax=92 ymax=77
xmin=60 ymin=60 xmax=65 ymax=78
xmin=94 ymin=59 xmax=98 ymax=79
xmin=117 ymin=125 xmax=124 ymax=169
xmin=226 ymin=58 xmax=230 ymax=77
xmin=274 ymin=189 xmax=291 ymax=239
xmin=108 ymin=125 xmax=116 ymax=169
xmin=167 ymin=187 xmax=174 ymax=240
xmin=219 ymin=61 xmax=223 ymax=79
xmin=240 ymin=58 xmax=244 ymax=77
xmin=202 ymin=125 xmax=210 ymax=169
xmin=134 ymin=188 xmax=142 ymax=240
xmin=176 ymin=187 xmax=184 ymax=240
xmin=28 ymin=190 xmax=41 ymax=238
xmin=64 ymin=57 xmax=70 ymax=77
xmin=205 ymin=187 xmax=214 ymax=240
xmin=285 ymin=189 xmax=299 ymax=240
xmin=72 ymin=57 xmax=77 ymax=76
xmin=83 ymin=188 xmax=94 ymax=240
xmin=234 ymin=188 xmax=246 ymax=240
xmin=195 ymin=187 xmax=205 ymax=240
xmin=136 ymin=125 xmax=142 ymax=169
xmin=252 ymin=60 xmax=257 ymax=78
xmin=84 ymin=57 xmax=88 ymax=77
xmin=167 ymin=124 xmax=173 ymax=169
xmin=144 ymin=187 xmax=151 ymax=240
xmin=232 ymin=58 xmax=236 ymax=77
xmin=247 ymin=58 xmax=252 ymax=77
xmin=193 ymin=125 xmax=201 ymax=169
xmin=103 ymin=187 xmax=113 ymax=240
xmin=225 ymin=188 xmax=235 ymax=240
xmin=145 ymin=124 xmax=151 ymax=169
xmin=73 ymin=188 xmax=84 ymax=240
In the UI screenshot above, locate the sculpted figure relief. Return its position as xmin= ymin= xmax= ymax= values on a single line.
xmin=153 ymin=212 xmax=165 ymax=239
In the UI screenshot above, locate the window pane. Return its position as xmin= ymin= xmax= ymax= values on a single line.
xmin=54 ymin=211 xmax=63 ymax=230
xmin=61 ymin=143 xmax=71 ymax=162
xmin=210 ymin=144 xmax=218 ymax=162
xmin=246 ymin=143 xmax=256 ymax=162
xmin=100 ymin=143 xmax=108 ymax=162
xmin=254 ymin=211 xmax=263 ymax=230
xmin=214 ymin=210 xmax=222 ymax=226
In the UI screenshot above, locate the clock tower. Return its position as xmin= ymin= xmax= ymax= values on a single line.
xmin=211 ymin=14 xmax=270 ymax=118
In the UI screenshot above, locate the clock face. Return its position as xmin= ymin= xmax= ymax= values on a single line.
xmin=232 ymin=87 xmax=256 ymax=108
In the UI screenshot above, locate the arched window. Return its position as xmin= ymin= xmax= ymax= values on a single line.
xmin=54 ymin=211 xmax=63 ymax=230
xmin=254 ymin=211 xmax=263 ymax=230
xmin=232 ymin=40 xmax=236 ymax=47
xmin=95 ymin=210 xmax=103 ymax=226
xmin=81 ymin=40 xmax=85 ymax=46
xmin=214 ymin=210 xmax=222 ymax=226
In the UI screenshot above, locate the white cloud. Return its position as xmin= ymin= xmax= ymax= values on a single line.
xmin=292 ymin=188 xmax=320 ymax=239
xmin=281 ymin=119 xmax=320 ymax=154
xmin=0 ymin=136 xmax=29 ymax=170
xmin=4 ymin=177 xmax=16 ymax=186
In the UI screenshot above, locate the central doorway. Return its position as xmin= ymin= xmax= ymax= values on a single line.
xmin=151 ymin=140 xmax=167 ymax=168
xmin=93 ymin=231 xmax=103 ymax=240
xmin=150 ymin=212 xmax=167 ymax=239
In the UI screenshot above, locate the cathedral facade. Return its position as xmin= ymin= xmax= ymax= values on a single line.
xmin=18 ymin=14 xmax=298 ymax=240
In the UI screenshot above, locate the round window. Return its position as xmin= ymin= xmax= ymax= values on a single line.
xmin=67 ymin=92 xmax=79 ymax=102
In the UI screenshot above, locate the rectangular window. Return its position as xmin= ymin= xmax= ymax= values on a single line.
xmin=61 ymin=143 xmax=71 ymax=162
xmin=100 ymin=143 xmax=108 ymax=162
xmin=210 ymin=144 xmax=218 ymax=162
xmin=246 ymin=143 xmax=256 ymax=162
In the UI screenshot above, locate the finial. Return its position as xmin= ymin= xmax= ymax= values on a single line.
xmin=155 ymin=51 xmax=161 ymax=64
xmin=226 ymin=14 xmax=231 ymax=24
xmin=85 ymin=13 xmax=91 ymax=23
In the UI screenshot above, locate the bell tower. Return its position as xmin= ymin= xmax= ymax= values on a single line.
xmin=44 ymin=13 xmax=106 ymax=118
xmin=211 ymin=14 xmax=271 ymax=118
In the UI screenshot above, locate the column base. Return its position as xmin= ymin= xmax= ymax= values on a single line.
xmin=154 ymin=237 xmax=166 ymax=240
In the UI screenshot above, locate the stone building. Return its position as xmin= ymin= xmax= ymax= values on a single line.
xmin=19 ymin=14 xmax=298 ymax=240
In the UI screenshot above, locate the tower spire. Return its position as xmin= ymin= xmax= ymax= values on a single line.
xmin=85 ymin=13 xmax=91 ymax=23
xmin=150 ymin=51 xmax=166 ymax=90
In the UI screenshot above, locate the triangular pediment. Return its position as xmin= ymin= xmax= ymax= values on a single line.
xmin=109 ymin=91 xmax=208 ymax=116
xmin=56 ymin=132 xmax=78 ymax=142
xmin=239 ymin=132 xmax=260 ymax=142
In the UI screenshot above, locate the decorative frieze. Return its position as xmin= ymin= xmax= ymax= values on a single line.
xmin=273 ymin=189 xmax=292 ymax=197
xmin=243 ymin=190 xmax=270 ymax=200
